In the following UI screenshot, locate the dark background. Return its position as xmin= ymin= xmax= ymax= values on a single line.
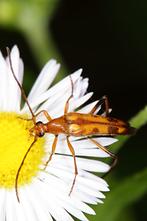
xmin=51 ymin=0 xmax=147 ymax=120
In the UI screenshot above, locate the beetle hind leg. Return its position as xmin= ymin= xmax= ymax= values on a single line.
xmin=89 ymin=95 xmax=110 ymax=116
xmin=89 ymin=137 xmax=118 ymax=174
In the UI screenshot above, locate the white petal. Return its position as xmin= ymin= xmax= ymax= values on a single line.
xmin=50 ymin=155 xmax=110 ymax=173
xmin=73 ymin=77 xmax=89 ymax=98
xmin=33 ymin=180 xmax=73 ymax=221
xmin=68 ymin=92 xmax=93 ymax=112
xmin=5 ymin=189 xmax=27 ymax=221
xmin=47 ymin=136 xmax=116 ymax=158
xmin=41 ymin=171 xmax=100 ymax=205
xmin=63 ymin=195 xmax=95 ymax=215
xmin=6 ymin=45 xmax=23 ymax=111
xmin=48 ymin=163 xmax=107 ymax=193
xmin=56 ymin=147 xmax=110 ymax=157
xmin=45 ymin=165 xmax=109 ymax=193
xmin=0 ymin=51 xmax=8 ymax=111
xmin=38 ymin=73 xmax=88 ymax=116
xmin=39 ymin=179 xmax=89 ymax=221
xmin=70 ymin=137 xmax=117 ymax=148
xmin=5 ymin=190 xmax=17 ymax=221
xmin=61 ymin=203 xmax=89 ymax=221
xmin=0 ymin=189 xmax=6 ymax=221
xmin=27 ymin=59 xmax=60 ymax=101
xmin=21 ymin=69 xmax=82 ymax=113
xmin=20 ymin=187 xmax=38 ymax=221
xmin=39 ymin=171 xmax=95 ymax=215
xmin=78 ymin=101 xmax=99 ymax=114
xmin=15 ymin=203 xmax=27 ymax=221
xmin=22 ymin=184 xmax=53 ymax=221
xmin=47 ymin=92 xmax=93 ymax=118
xmin=74 ymin=191 xmax=100 ymax=205
xmin=81 ymin=170 xmax=109 ymax=186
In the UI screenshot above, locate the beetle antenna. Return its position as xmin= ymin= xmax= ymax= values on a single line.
xmin=6 ymin=47 xmax=36 ymax=124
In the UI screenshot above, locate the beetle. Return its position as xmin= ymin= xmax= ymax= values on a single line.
xmin=7 ymin=48 xmax=135 ymax=202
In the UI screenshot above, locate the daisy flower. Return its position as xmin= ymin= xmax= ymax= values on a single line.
xmin=0 ymin=45 xmax=117 ymax=221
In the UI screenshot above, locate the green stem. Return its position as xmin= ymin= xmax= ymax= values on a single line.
xmin=111 ymin=105 xmax=147 ymax=152
xmin=23 ymin=24 xmax=67 ymax=81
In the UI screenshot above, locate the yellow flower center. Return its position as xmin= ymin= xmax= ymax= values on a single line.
xmin=0 ymin=112 xmax=45 ymax=188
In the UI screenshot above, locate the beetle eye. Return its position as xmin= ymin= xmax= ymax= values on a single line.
xmin=38 ymin=131 xmax=45 ymax=137
xmin=36 ymin=121 xmax=43 ymax=126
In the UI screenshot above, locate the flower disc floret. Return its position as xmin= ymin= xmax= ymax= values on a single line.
xmin=0 ymin=112 xmax=45 ymax=188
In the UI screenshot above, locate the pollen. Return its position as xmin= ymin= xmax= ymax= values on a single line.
xmin=0 ymin=112 xmax=45 ymax=188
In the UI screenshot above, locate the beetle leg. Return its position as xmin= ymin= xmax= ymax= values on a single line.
xmin=89 ymin=137 xmax=118 ymax=171
xmin=64 ymin=75 xmax=74 ymax=114
xmin=44 ymin=135 xmax=58 ymax=169
xmin=18 ymin=110 xmax=52 ymax=123
xmin=89 ymin=95 xmax=110 ymax=116
xmin=66 ymin=136 xmax=78 ymax=196
xmin=35 ymin=110 xmax=52 ymax=121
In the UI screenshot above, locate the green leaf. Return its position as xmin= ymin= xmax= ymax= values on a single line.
xmin=111 ymin=105 xmax=147 ymax=153
xmin=116 ymin=208 xmax=136 ymax=221
xmin=87 ymin=168 xmax=147 ymax=221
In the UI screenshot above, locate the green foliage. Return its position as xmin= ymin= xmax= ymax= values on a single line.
xmin=0 ymin=0 xmax=66 ymax=80
xmin=111 ymin=105 xmax=147 ymax=153
xmin=87 ymin=169 xmax=147 ymax=221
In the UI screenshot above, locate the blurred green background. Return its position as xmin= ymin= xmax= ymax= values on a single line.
xmin=0 ymin=0 xmax=146 ymax=220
